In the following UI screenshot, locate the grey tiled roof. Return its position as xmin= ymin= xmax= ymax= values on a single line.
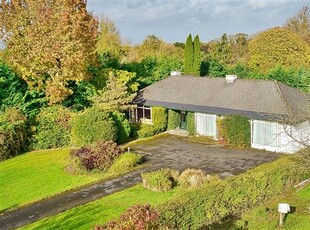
xmin=135 ymin=75 xmax=310 ymax=122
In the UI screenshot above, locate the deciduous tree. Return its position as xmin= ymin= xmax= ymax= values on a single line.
xmin=0 ymin=0 xmax=98 ymax=104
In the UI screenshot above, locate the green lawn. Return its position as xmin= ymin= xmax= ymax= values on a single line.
xmin=0 ymin=149 xmax=127 ymax=212
xmin=238 ymin=184 xmax=310 ymax=229
xmin=21 ymin=185 xmax=182 ymax=230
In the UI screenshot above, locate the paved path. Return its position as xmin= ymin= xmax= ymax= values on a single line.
xmin=0 ymin=134 xmax=280 ymax=229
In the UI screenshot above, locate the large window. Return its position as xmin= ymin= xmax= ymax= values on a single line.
xmin=195 ymin=113 xmax=217 ymax=137
xmin=136 ymin=106 xmax=152 ymax=123
xmin=252 ymin=120 xmax=278 ymax=147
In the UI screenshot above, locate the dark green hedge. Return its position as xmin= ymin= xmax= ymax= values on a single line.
xmin=167 ymin=110 xmax=181 ymax=130
xmin=152 ymin=106 xmax=167 ymax=133
xmin=71 ymin=106 xmax=117 ymax=147
xmin=112 ymin=112 xmax=131 ymax=144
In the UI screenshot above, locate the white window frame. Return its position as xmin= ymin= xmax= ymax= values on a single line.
xmin=195 ymin=113 xmax=217 ymax=138
xmin=136 ymin=106 xmax=152 ymax=124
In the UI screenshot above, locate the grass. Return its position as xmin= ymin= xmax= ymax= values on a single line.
xmin=236 ymin=183 xmax=310 ymax=229
xmin=0 ymin=148 xmax=136 ymax=212
xmin=21 ymin=185 xmax=182 ymax=230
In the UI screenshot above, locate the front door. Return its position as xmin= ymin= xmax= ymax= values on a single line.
xmin=180 ymin=112 xmax=187 ymax=130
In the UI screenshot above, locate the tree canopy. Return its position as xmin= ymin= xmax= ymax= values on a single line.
xmin=248 ymin=27 xmax=310 ymax=72
xmin=0 ymin=0 xmax=98 ymax=104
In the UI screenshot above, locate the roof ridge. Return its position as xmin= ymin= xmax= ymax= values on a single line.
xmin=274 ymin=80 xmax=294 ymax=118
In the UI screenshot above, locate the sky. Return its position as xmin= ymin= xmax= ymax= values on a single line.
xmin=87 ymin=0 xmax=309 ymax=44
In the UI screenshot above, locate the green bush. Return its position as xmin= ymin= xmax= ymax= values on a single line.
xmin=109 ymin=152 xmax=143 ymax=174
xmin=71 ymin=106 xmax=117 ymax=147
xmin=69 ymin=140 xmax=123 ymax=173
xmin=32 ymin=106 xmax=73 ymax=150
xmin=112 ymin=112 xmax=130 ymax=144
xmin=137 ymin=124 xmax=157 ymax=138
xmin=179 ymin=168 xmax=207 ymax=188
xmin=187 ymin=112 xmax=195 ymax=135
xmin=0 ymin=108 xmax=28 ymax=161
xmin=152 ymin=106 xmax=167 ymax=133
xmin=142 ymin=168 xmax=179 ymax=192
xmin=218 ymin=115 xmax=251 ymax=149
xmin=158 ymin=156 xmax=306 ymax=229
xmin=129 ymin=122 xmax=141 ymax=139
xmin=167 ymin=110 xmax=181 ymax=130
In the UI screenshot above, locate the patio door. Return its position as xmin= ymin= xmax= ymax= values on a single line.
xmin=195 ymin=113 xmax=217 ymax=137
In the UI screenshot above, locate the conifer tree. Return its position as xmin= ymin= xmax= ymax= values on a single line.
xmin=184 ymin=34 xmax=194 ymax=74
xmin=193 ymin=35 xmax=201 ymax=76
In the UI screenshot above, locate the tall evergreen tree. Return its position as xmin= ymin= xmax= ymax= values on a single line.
xmin=193 ymin=35 xmax=201 ymax=76
xmin=184 ymin=34 xmax=194 ymax=74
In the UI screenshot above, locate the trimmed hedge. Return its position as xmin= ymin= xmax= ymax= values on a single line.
xmin=167 ymin=110 xmax=181 ymax=130
xmin=0 ymin=108 xmax=28 ymax=161
xmin=187 ymin=112 xmax=195 ymax=136
xmin=158 ymin=156 xmax=306 ymax=229
xmin=71 ymin=106 xmax=117 ymax=147
xmin=32 ymin=106 xmax=73 ymax=150
xmin=137 ymin=123 xmax=157 ymax=138
xmin=112 ymin=112 xmax=130 ymax=144
xmin=152 ymin=106 xmax=167 ymax=133
xmin=217 ymin=115 xmax=251 ymax=148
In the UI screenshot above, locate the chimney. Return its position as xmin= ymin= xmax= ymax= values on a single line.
xmin=225 ymin=75 xmax=237 ymax=83
xmin=171 ymin=71 xmax=181 ymax=77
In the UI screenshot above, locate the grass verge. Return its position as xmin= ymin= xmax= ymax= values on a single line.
xmin=0 ymin=148 xmax=139 ymax=212
xmin=21 ymin=185 xmax=182 ymax=230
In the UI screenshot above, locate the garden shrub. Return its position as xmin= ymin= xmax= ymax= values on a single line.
xmin=71 ymin=106 xmax=117 ymax=147
xmin=187 ymin=112 xmax=196 ymax=135
xmin=109 ymin=152 xmax=143 ymax=174
xmin=152 ymin=106 xmax=167 ymax=132
xmin=159 ymin=156 xmax=306 ymax=229
xmin=167 ymin=109 xmax=181 ymax=130
xmin=137 ymin=123 xmax=157 ymax=138
xmin=112 ymin=112 xmax=130 ymax=144
xmin=0 ymin=107 xmax=28 ymax=161
xmin=69 ymin=140 xmax=123 ymax=173
xmin=179 ymin=168 xmax=207 ymax=188
xmin=129 ymin=122 xmax=141 ymax=139
xmin=217 ymin=115 xmax=251 ymax=148
xmin=96 ymin=204 xmax=160 ymax=230
xmin=32 ymin=106 xmax=73 ymax=150
xmin=142 ymin=168 xmax=179 ymax=192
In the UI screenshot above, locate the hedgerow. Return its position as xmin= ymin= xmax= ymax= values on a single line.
xmin=167 ymin=110 xmax=181 ymax=130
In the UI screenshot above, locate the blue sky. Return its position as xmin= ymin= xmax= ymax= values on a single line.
xmin=87 ymin=0 xmax=309 ymax=44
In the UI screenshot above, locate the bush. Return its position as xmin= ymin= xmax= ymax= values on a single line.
xmin=71 ymin=106 xmax=117 ymax=147
xmin=152 ymin=106 xmax=167 ymax=132
xmin=137 ymin=123 xmax=157 ymax=138
xmin=158 ymin=156 xmax=306 ymax=229
xmin=96 ymin=204 xmax=160 ymax=230
xmin=187 ymin=112 xmax=196 ymax=135
xmin=129 ymin=122 xmax=141 ymax=139
xmin=142 ymin=168 xmax=179 ymax=192
xmin=69 ymin=140 xmax=123 ymax=172
xmin=109 ymin=152 xmax=143 ymax=174
xmin=167 ymin=110 xmax=181 ymax=130
xmin=32 ymin=106 xmax=73 ymax=149
xmin=112 ymin=112 xmax=130 ymax=144
xmin=179 ymin=169 xmax=207 ymax=188
xmin=0 ymin=108 xmax=28 ymax=161
xmin=217 ymin=115 xmax=251 ymax=149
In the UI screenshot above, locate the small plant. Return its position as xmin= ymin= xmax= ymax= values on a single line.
xmin=69 ymin=140 xmax=123 ymax=173
xmin=138 ymin=124 xmax=156 ymax=138
xmin=142 ymin=168 xmax=179 ymax=192
xmin=109 ymin=152 xmax=143 ymax=174
xmin=96 ymin=204 xmax=160 ymax=230
xmin=179 ymin=168 xmax=207 ymax=188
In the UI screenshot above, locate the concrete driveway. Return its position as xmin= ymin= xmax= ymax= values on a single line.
xmin=128 ymin=134 xmax=281 ymax=177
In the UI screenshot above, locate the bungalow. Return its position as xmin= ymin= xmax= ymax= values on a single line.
xmin=132 ymin=74 xmax=310 ymax=153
